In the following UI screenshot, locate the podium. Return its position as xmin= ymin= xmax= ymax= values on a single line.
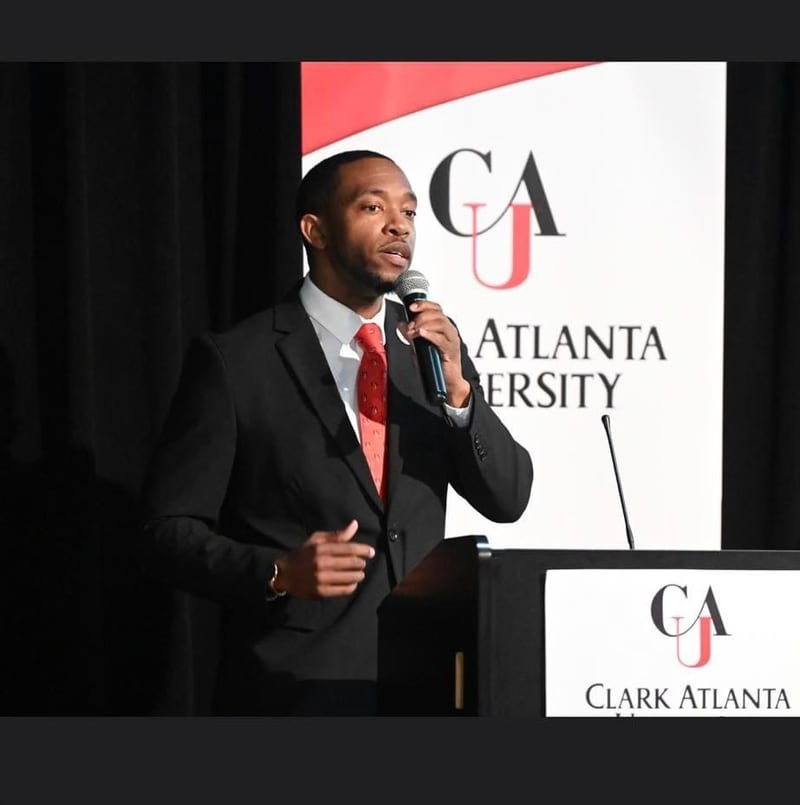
xmin=376 ymin=536 xmax=800 ymax=717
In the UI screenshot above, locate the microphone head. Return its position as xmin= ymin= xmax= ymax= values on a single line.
xmin=393 ymin=269 xmax=429 ymax=300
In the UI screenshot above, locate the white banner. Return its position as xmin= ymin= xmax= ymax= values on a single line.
xmin=545 ymin=568 xmax=800 ymax=717
xmin=301 ymin=61 xmax=727 ymax=551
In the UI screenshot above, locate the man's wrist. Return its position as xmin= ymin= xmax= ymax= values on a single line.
xmin=443 ymin=392 xmax=474 ymax=429
xmin=446 ymin=379 xmax=472 ymax=409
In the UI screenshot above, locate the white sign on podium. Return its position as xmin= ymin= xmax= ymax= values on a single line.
xmin=545 ymin=568 xmax=800 ymax=717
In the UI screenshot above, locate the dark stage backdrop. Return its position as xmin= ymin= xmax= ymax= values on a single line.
xmin=1 ymin=62 xmax=798 ymax=715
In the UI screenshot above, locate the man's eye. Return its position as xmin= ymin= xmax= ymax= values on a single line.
xmin=404 ymin=209 xmax=417 ymax=218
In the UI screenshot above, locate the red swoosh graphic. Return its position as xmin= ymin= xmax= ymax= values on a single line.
xmin=301 ymin=61 xmax=598 ymax=154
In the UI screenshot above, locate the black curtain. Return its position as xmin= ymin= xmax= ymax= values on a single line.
xmin=1 ymin=61 xmax=798 ymax=715
xmin=723 ymin=63 xmax=800 ymax=550
xmin=0 ymin=62 xmax=301 ymax=714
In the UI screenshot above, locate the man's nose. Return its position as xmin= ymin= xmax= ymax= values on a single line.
xmin=385 ymin=212 xmax=409 ymax=234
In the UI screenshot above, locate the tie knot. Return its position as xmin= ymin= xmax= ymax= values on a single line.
xmin=355 ymin=323 xmax=384 ymax=354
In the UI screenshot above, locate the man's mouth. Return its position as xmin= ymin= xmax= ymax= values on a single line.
xmin=380 ymin=243 xmax=411 ymax=267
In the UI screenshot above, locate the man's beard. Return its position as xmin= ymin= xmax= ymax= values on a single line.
xmin=348 ymin=262 xmax=397 ymax=296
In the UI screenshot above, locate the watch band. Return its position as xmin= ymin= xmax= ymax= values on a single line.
xmin=265 ymin=561 xmax=287 ymax=602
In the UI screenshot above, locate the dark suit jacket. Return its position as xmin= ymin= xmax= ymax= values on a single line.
xmin=140 ymin=285 xmax=533 ymax=714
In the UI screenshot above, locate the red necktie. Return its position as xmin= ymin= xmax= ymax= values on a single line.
xmin=355 ymin=323 xmax=387 ymax=501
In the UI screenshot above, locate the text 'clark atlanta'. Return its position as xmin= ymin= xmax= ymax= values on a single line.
xmin=585 ymin=683 xmax=790 ymax=712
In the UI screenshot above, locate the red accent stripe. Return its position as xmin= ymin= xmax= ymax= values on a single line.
xmin=301 ymin=61 xmax=598 ymax=154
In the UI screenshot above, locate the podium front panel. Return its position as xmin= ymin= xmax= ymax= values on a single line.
xmin=377 ymin=536 xmax=800 ymax=716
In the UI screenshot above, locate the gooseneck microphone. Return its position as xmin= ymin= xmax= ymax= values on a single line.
xmin=393 ymin=269 xmax=448 ymax=406
xmin=601 ymin=414 xmax=636 ymax=550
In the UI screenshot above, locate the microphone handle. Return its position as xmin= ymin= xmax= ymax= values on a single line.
xmin=404 ymin=291 xmax=448 ymax=405
xmin=414 ymin=337 xmax=448 ymax=405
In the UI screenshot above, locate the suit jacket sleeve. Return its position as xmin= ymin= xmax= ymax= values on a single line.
xmin=445 ymin=342 xmax=534 ymax=522
xmin=139 ymin=334 xmax=275 ymax=609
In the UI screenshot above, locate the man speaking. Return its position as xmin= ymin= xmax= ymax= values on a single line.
xmin=140 ymin=149 xmax=534 ymax=715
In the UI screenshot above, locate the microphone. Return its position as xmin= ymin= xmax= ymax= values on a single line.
xmin=393 ymin=269 xmax=448 ymax=406
xmin=601 ymin=414 xmax=636 ymax=550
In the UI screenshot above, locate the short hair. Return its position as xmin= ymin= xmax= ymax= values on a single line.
xmin=295 ymin=149 xmax=395 ymax=227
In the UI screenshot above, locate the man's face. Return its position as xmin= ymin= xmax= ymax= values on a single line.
xmin=311 ymin=157 xmax=417 ymax=308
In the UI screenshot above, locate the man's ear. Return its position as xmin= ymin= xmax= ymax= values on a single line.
xmin=299 ymin=213 xmax=326 ymax=249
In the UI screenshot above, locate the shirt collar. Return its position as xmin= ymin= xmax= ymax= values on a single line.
xmin=300 ymin=273 xmax=386 ymax=346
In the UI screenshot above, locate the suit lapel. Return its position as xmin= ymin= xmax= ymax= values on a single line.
xmin=274 ymin=291 xmax=383 ymax=511
xmin=385 ymin=301 xmax=422 ymax=509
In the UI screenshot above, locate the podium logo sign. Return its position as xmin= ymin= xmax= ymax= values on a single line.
xmin=650 ymin=584 xmax=730 ymax=668
xmin=545 ymin=568 xmax=800 ymax=717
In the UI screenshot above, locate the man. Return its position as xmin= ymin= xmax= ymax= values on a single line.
xmin=140 ymin=149 xmax=533 ymax=715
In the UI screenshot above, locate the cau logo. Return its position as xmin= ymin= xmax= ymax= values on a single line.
xmin=651 ymin=584 xmax=730 ymax=668
xmin=429 ymin=148 xmax=563 ymax=291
